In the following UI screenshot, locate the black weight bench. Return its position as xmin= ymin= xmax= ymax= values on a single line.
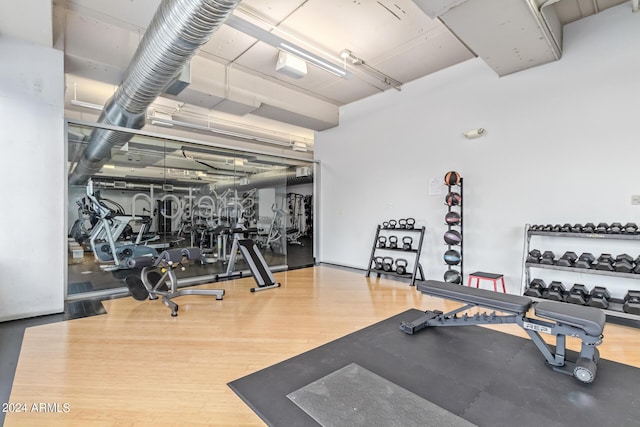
xmin=401 ymin=280 xmax=605 ymax=383
xmin=125 ymin=248 xmax=224 ymax=317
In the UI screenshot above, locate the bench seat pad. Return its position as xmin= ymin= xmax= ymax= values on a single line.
xmin=535 ymin=301 xmax=605 ymax=336
xmin=416 ymin=280 xmax=532 ymax=314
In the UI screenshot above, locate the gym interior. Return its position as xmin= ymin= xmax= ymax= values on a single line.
xmin=2 ymin=0 xmax=640 ymax=425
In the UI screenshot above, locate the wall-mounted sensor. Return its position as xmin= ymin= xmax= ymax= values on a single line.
xmin=463 ymin=128 xmax=485 ymax=139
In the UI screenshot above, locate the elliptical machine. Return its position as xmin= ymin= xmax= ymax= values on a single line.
xmin=85 ymin=180 xmax=157 ymax=271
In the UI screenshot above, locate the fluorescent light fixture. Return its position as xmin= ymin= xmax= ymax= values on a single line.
xmin=292 ymin=141 xmax=308 ymax=152
xmin=102 ymin=164 xmax=115 ymax=169
xmin=70 ymin=99 xmax=104 ymax=111
xmin=226 ymin=15 xmax=351 ymax=79
xmin=71 ymin=83 xmax=105 ymax=111
xmin=142 ymin=116 xmax=314 ymax=151
xmin=280 ymin=43 xmax=347 ymax=78
xmin=338 ymin=48 xmax=402 ymax=91
xmin=150 ymin=111 xmax=174 ymax=127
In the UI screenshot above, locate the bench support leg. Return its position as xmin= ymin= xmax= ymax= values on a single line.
xmin=403 ymin=308 xmax=603 ymax=383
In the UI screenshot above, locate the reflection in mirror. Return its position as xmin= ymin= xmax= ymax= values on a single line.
xmin=67 ymin=122 xmax=314 ymax=298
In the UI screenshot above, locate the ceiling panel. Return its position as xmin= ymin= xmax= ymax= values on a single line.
xmin=61 ymin=0 xmax=160 ymax=31
xmin=200 ymin=25 xmax=260 ymax=62
xmin=57 ymin=0 xmax=633 ymax=138
xmin=373 ymin=29 xmax=475 ymax=83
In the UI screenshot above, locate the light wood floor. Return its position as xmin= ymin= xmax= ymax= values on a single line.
xmin=6 ymin=265 xmax=640 ymax=426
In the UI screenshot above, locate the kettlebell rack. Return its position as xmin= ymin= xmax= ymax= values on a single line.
xmin=366 ymin=218 xmax=426 ymax=286
xmin=443 ymin=173 xmax=463 ymax=284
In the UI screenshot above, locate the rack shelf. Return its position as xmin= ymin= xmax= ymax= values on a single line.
xmin=522 ymin=224 xmax=640 ymax=326
xmin=525 ymin=262 xmax=640 ymax=279
xmin=443 ymin=174 xmax=463 ymax=284
xmin=528 ymin=230 xmax=640 ymax=241
xmin=366 ymin=223 xmax=425 ymax=286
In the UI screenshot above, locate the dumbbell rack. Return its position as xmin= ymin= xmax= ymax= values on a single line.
xmin=366 ymin=223 xmax=426 ymax=286
xmin=521 ymin=223 xmax=640 ymax=327
xmin=444 ymin=178 xmax=463 ymax=284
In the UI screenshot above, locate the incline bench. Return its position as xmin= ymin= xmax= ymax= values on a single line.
xmin=401 ymin=280 xmax=606 ymax=383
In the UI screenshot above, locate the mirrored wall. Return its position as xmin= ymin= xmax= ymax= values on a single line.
xmin=66 ymin=120 xmax=315 ymax=299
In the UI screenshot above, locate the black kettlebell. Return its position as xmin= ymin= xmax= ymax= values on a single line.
xmin=402 ymin=236 xmax=413 ymax=251
xmin=377 ymin=236 xmax=387 ymax=248
xmin=406 ymin=218 xmax=415 ymax=230
xmin=388 ymin=235 xmax=398 ymax=249
xmin=382 ymin=257 xmax=394 ymax=272
xmin=398 ymin=219 xmax=407 ymax=229
xmin=388 ymin=220 xmax=397 ymax=229
xmin=395 ymin=258 xmax=408 ymax=275
xmin=374 ymin=256 xmax=384 ymax=270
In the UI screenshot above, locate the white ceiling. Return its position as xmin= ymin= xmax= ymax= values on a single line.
xmin=55 ymin=0 xmax=632 ymax=142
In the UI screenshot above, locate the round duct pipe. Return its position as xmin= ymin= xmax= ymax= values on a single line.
xmin=68 ymin=0 xmax=242 ymax=185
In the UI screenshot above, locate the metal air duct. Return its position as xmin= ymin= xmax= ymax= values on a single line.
xmin=68 ymin=0 xmax=242 ymax=185
xmin=211 ymin=168 xmax=314 ymax=193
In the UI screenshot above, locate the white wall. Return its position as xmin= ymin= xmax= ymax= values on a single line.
xmin=315 ymin=4 xmax=640 ymax=296
xmin=0 ymin=37 xmax=65 ymax=321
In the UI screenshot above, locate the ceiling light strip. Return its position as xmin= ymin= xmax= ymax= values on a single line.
xmin=147 ymin=116 xmax=313 ymax=151
xmin=226 ymin=15 xmax=351 ymax=79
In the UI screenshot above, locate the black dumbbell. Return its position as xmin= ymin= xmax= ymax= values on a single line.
xmin=406 ymin=218 xmax=416 ymax=230
xmin=527 ymin=249 xmax=542 ymax=264
xmin=524 ymin=279 xmax=547 ymax=298
xmin=542 ymin=224 xmax=553 ymax=232
xmin=582 ymin=223 xmax=596 ymax=233
xmin=571 ymin=223 xmax=583 ymax=233
xmin=587 ymin=286 xmax=611 ymax=309
xmin=529 ymin=224 xmax=540 ymax=231
xmin=609 ymin=222 xmax=623 ymax=234
xmin=395 ymin=258 xmax=409 ymax=275
xmin=552 ymin=224 xmax=562 ymax=232
xmin=374 ymin=256 xmax=384 ymax=270
xmin=560 ymin=223 xmax=572 ymax=232
xmin=556 ymin=251 xmax=578 ymax=267
xmin=595 ymin=222 xmax=609 ymax=234
xmin=624 ymin=222 xmax=638 ymax=234
xmin=544 ymin=281 xmax=566 ymax=301
xmin=540 ymin=251 xmax=556 ymax=265
xmin=566 ymin=284 xmax=590 ymax=305
xmin=595 ymin=254 xmax=614 ymax=271
xmin=402 ymin=236 xmax=413 ymax=251
xmin=614 ymin=254 xmax=634 ymax=273
xmin=623 ymin=290 xmax=640 ymax=315
xmin=382 ymin=257 xmax=394 ymax=272
xmin=576 ymin=253 xmax=595 ymax=269
xmin=398 ymin=218 xmax=407 ymax=229
xmin=388 ymin=220 xmax=397 ymax=229
xmin=388 ymin=235 xmax=398 ymax=249
xmin=377 ymin=236 xmax=387 ymax=248
xmin=633 ymin=257 xmax=640 ymax=274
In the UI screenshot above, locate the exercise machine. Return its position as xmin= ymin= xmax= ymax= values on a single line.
xmin=220 ymin=215 xmax=281 ymax=292
xmin=400 ymin=280 xmax=605 ymax=383
xmin=85 ymin=180 xmax=157 ymax=271
xmin=125 ymin=247 xmax=224 ymax=316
